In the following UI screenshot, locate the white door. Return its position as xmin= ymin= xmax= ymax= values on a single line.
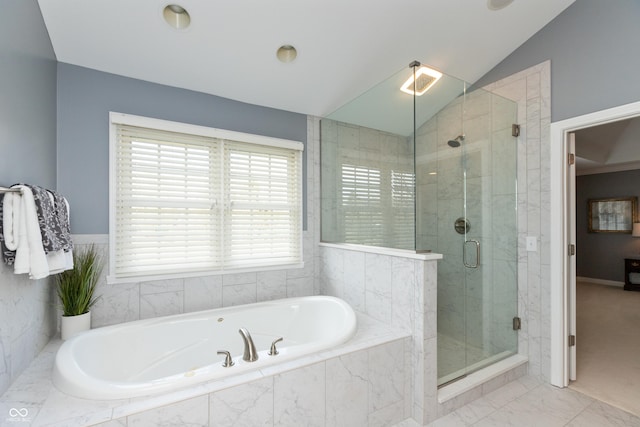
xmin=568 ymin=132 xmax=577 ymax=381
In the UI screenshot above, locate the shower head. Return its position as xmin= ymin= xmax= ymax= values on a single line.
xmin=447 ymin=134 xmax=465 ymax=148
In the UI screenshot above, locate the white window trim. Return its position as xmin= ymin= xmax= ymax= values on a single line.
xmin=108 ymin=112 xmax=304 ymax=284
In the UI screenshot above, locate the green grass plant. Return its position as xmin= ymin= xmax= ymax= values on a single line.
xmin=55 ymin=245 xmax=103 ymax=316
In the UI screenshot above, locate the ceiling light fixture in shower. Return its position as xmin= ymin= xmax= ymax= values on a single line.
xmin=163 ymin=4 xmax=191 ymax=30
xmin=487 ymin=0 xmax=514 ymax=11
xmin=400 ymin=65 xmax=442 ymax=96
xmin=276 ymin=45 xmax=297 ymax=63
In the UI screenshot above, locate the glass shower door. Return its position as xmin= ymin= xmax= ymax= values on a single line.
xmin=424 ymin=88 xmax=519 ymax=386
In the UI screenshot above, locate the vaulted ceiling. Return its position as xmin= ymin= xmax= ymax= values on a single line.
xmin=38 ymin=0 xmax=574 ymax=117
xmin=575 ymin=117 xmax=640 ymax=175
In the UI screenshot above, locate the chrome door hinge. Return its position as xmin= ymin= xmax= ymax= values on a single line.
xmin=512 ymin=317 xmax=521 ymax=331
xmin=568 ymin=153 xmax=575 ymax=165
xmin=569 ymin=244 xmax=575 ymax=256
xmin=512 ymin=124 xmax=520 ymax=137
xmin=569 ymin=335 xmax=576 ymax=347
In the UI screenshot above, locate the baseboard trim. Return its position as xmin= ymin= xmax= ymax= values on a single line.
xmin=577 ymin=276 xmax=624 ymax=288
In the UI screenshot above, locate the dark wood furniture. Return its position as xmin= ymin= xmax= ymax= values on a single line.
xmin=624 ymin=258 xmax=640 ymax=291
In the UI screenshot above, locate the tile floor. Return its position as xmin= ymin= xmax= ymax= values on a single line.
xmin=395 ymin=375 xmax=640 ymax=426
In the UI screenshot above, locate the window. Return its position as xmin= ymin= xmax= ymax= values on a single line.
xmin=341 ymin=164 xmax=384 ymax=246
xmin=109 ymin=113 xmax=303 ymax=281
xmin=339 ymin=163 xmax=414 ymax=248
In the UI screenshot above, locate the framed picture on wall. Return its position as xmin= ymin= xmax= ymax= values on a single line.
xmin=588 ymin=197 xmax=637 ymax=233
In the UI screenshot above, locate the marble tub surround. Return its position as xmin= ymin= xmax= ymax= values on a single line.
xmin=0 ymin=313 xmax=411 ymax=426
xmin=0 ymin=262 xmax=57 ymax=397
xmin=70 ymin=230 xmax=317 ymax=331
xmin=318 ymin=243 xmax=441 ymax=425
xmin=53 ymin=296 xmax=357 ymax=400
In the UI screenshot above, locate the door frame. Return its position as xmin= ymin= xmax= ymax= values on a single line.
xmin=549 ymin=100 xmax=640 ymax=387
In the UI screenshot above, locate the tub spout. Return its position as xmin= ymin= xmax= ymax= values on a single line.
xmin=238 ymin=327 xmax=258 ymax=362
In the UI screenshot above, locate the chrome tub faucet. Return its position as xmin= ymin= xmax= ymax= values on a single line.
xmin=238 ymin=327 xmax=258 ymax=362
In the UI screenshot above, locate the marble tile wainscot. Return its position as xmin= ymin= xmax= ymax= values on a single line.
xmin=318 ymin=243 xmax=443 ymax=425
xmin=0 ymin=314 xmax=411 ymax=427
xmin=317 ymin=243 xmax=528 ymax=425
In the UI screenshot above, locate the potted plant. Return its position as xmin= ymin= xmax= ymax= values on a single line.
xmin=55 ymin=244 xmax=103 ymax=340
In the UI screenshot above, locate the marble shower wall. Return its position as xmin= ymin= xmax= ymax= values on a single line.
xmin=320 ymin=119 xmax=415 ymax=249
xmin=481 ymin=61 xmax=552 ymax=381
xmin=415 ymin=60 xmax=551 ymax=382
xmin=315 ymin=62 xmax=549 ymax=423
xmin=416 ymin=87 xmax=519 ymax=376
xmin=0 ymin=266 xmax=57 ymax=396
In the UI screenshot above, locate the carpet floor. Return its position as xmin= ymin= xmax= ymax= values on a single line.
xmin=569 ymin=281 xmax=640 ymax=416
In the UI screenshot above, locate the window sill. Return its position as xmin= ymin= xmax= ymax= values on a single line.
xmin=106 ymin=262 xmax=305 ymax=285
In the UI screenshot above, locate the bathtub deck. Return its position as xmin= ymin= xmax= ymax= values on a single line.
xmin=0 ymin=312 xmax=410 ymax=427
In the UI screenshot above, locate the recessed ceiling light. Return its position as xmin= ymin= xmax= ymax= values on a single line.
xmin=487 ymin=0 xmax=514 ymax=11
xmin=163 ymin=4 xmax=190 ymax=30
xmin=400 ymin=66 xmax=442 ymax=96
xmin=277 ymin=45 xmax=297 ymax=63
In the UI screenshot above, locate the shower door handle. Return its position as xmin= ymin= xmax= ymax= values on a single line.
xmin=463 ymin=239 xmax=480 ymax=268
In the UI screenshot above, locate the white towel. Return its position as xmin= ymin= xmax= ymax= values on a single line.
xmin=3 ymin=185 xmax=51 ymax=279
xmin=2 ymin=191 xmax=20 ymax=251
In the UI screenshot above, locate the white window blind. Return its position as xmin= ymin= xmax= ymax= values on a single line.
xmin=340 ymin=164 xmax=384 ymax=246
xmin=339 ymin=163 xmax=414 ymax=248
xmin=224 ymin=141 xmax=302 ymax=268
xmin=390 ymin=170 xmax=415 ymax=248
xmin=110 ymin=113 xmax=303 ymax=281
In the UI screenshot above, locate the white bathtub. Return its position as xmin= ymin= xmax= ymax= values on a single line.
xmin=53 ymin=296 xmax=357 ymax=400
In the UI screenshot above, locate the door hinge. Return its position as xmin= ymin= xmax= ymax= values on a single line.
xmin=568 ymin=153 xmax=575 ymax=165
xmin=569 ymin=244 xmax=575 ymax=256
xmin=512 ymin=317 xmax=521 ymax=331
xmin=569 ymin=335 xmax=576 ymax=347
xmin=512 ymin=124 xmax=520 ymax=137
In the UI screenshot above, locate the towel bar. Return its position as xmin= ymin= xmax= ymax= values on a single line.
xmin=0 ymin=186 xmax=21 ymax=194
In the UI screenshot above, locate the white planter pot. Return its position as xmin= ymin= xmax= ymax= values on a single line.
xmin=61 ymin=311 xmax=91 ymax=340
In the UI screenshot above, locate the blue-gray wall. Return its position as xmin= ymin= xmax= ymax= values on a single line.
xmin=0 ymin=0 xmax=57 ymax=187
xmin=0 ymin=0 xmax=58 ymax=396
xmin=57 ymin=64 xmax=308 ymax=234
xmin=576 ymin=170 xmax=640 ymax=282
xmin=474 ymin=0 xmax=640 ymax=122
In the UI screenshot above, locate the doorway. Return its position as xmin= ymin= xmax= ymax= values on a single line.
xmin=549 ymin=101 xmax=640 ymax=411
xmin=571 ymin=118 xmax=640 ymax=415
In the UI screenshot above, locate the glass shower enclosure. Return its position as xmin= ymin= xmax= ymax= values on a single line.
xmin=320 ymin=62 xmax=519 ymax=386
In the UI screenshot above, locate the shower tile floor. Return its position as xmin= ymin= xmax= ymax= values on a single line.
xmin=394 ymin=375 xmax=640 ymax=426
xmin=437 ymin=333 xmax=495 ymax=385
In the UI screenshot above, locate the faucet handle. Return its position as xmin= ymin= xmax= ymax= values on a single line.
xmin=269 ymin=337 xmax=284 ymax=356
xmin=217 ymin=350 xmax=234 ymax=367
